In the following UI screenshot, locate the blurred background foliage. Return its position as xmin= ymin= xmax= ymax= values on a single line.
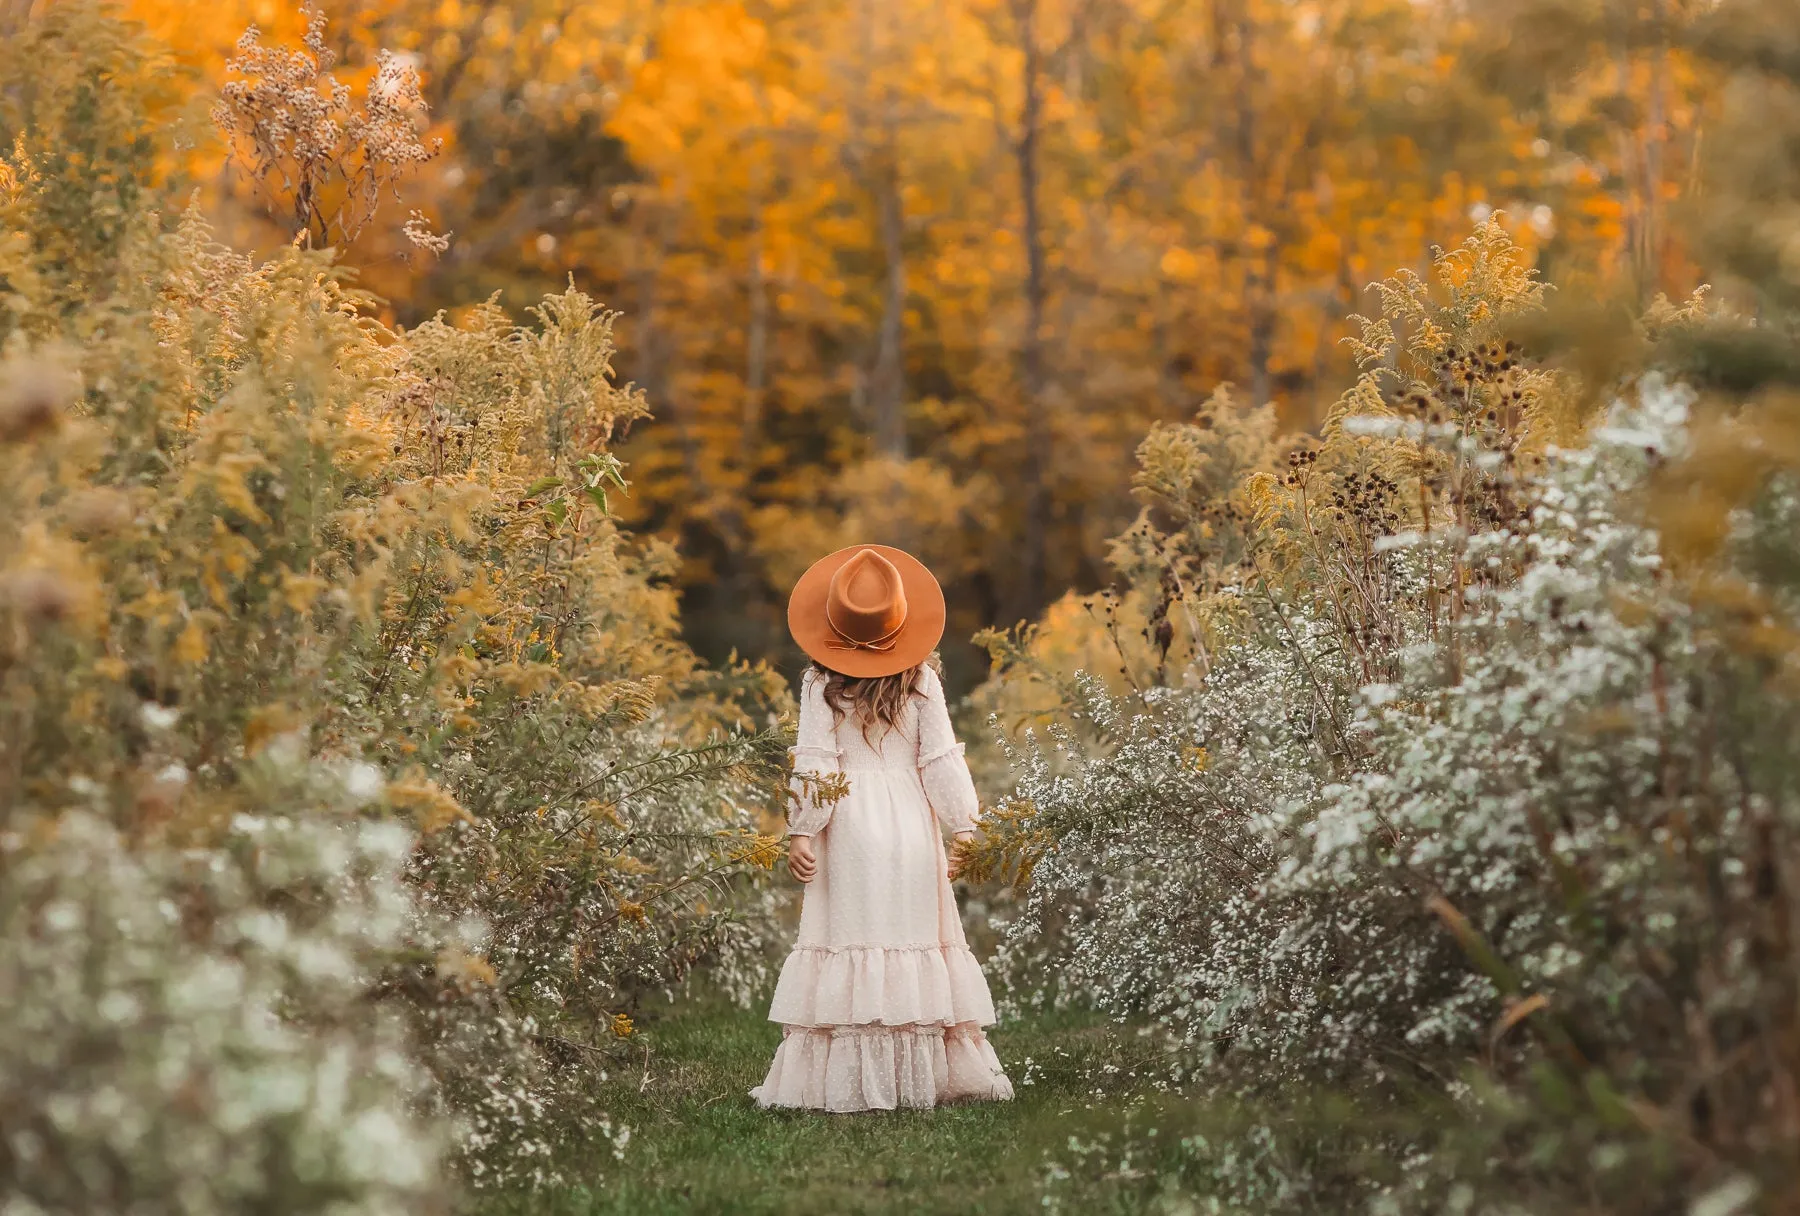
xmin=10 ymin=0 xmax=1731 ymax=687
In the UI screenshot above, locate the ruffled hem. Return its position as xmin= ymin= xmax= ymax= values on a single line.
xmin=750 ymin=1022 xmax=1015 ymax=1112
xmin=767 ymin=942 xmax=998 ymax=1029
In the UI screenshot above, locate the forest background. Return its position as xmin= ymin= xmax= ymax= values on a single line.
xmin=80 ymin=0 xmax=1707 ymax=691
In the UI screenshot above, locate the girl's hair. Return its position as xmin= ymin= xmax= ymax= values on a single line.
xmin=810 ymin=653 xmax=942 ymax=742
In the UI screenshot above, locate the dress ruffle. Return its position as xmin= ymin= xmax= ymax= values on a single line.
xmin=750 ymin=1022 xmax=1015 ymax=1112
xmin=767 ymin=942 xmax=998 ymax=1029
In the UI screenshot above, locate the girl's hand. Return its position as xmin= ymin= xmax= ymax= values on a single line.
xmin=788 ymin=834 xmax=818 ymax=884
xmin=948 ymin=831 xmax=975 ymax=881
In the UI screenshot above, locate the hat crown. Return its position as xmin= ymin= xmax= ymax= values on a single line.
xmin=826 ymin=549 xmax=908 ymax=646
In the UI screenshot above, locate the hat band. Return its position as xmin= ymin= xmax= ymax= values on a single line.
xmin=824 ymin=602 xmax=907 ymax=653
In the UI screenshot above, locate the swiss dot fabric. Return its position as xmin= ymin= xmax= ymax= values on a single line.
xmin=752 ymin=666 xmax=1013 ymax=1112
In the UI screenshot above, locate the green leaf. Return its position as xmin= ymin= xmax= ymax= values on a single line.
xmin=579 ymin=452 xmax=630 ymax=494
xmin=524 ymin=476 xmax=564 ymax=498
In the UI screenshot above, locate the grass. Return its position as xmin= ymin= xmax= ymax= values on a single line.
xmin=473 ymin=995 xmax=1191 ymax=1216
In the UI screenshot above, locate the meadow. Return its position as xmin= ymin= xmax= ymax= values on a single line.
xmin=474 ymin=998 xmax=1174 ymax=1216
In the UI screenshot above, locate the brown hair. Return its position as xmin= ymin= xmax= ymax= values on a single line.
xmin=810 ymin=653 xmax=941 ymax=743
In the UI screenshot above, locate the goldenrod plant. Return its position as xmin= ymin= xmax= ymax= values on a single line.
xmin=0 ymin=4 xmax=791 ymax=1204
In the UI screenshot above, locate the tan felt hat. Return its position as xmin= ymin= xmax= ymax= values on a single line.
xmin=786 ymin=544 xmax=946 ymax=678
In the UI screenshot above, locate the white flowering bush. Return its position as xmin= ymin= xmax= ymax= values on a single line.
xmin=0 ymin=811 xmax=444 ymax=1215
xmin=976 ymin=225 xmax=1800 ymax=1210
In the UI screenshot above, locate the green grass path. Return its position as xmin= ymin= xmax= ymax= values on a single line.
xmin=479 ymin=998 xmax=1184 ymax=1215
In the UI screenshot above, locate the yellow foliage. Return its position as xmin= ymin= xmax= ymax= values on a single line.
xmin=388 ymin=771 xmax=474 ymax=834
xmin=734 ymin=833 xmax=784 ymax=871
xmin=436 ymin=947 xmax=498 ymax=991
xmin=243 ymin=704 xmax=301 ymax=755
xmin=172 ymin=618 xmax=210 ymax=665
xmin=279 ymin=569 xmax=328 ymax=615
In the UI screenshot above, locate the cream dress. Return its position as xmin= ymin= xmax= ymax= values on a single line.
xmin=750 ymin=665 xmax=1015 ymax=1112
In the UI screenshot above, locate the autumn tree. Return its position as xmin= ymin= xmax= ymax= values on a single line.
xmin=111 ymin=0 xmax=1711 ymax=682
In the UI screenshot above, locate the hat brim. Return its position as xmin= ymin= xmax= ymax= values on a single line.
xmin=787 ymin=544 xmax=946 ymax=678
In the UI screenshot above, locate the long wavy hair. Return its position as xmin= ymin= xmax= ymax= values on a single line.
xmin=810 ymin=652 xmax=942 ymax=743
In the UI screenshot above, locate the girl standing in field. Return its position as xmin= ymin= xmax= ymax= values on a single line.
xmin=750 ymin=545 xmax=1015 ymax=1112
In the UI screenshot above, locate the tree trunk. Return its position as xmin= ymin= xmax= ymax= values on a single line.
xmin=635 ymin=211 xmax=703 ymax=499
xmin=870 ymin=149 xmax=909 ymax=460
xmin=1641 ymin=0 xmax=1670 ymax=299
xmin=1013 ymin=0 xmax=1052 ymax=624
xmin=419 ymin=0 xmax=504 ymax=109
xmin=1247 ymin=296 xmax=1274 ymax=407
xmin=745 ymin=207 xmax=769 ymax=436
xmin=0 ymin=0 xmax=39 ymax=37
xmin=1232 ymin=3 xmax=1274 ymax=407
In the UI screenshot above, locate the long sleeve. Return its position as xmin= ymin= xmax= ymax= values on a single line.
xmin=787 ymin=670 xmax=843 ymax=837
xmin=915 ymin=666 xmax=980 ymax=835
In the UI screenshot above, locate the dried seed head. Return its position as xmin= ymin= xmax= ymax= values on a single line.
xmin=64 ymin=487 xmax=135 ymax=536
xmin=0 ymin=359 xmax=77 ymax=444
xmin=134 ymin=762 xmax=190 ymax=822
xmin=2 ymin=568 xmax=75 ymax=624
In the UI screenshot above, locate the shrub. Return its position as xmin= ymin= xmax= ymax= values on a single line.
xmin=0 ymin=812 xmax=446 ymax=1216
xmin=1 ymin=4 xmax=790 ymax=1206
xmin=976 ymin=223 xmax=1800 ymax=1211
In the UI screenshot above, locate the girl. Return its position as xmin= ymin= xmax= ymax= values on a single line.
xmin=750 ymin=544 xmax=1015 ymax=1112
